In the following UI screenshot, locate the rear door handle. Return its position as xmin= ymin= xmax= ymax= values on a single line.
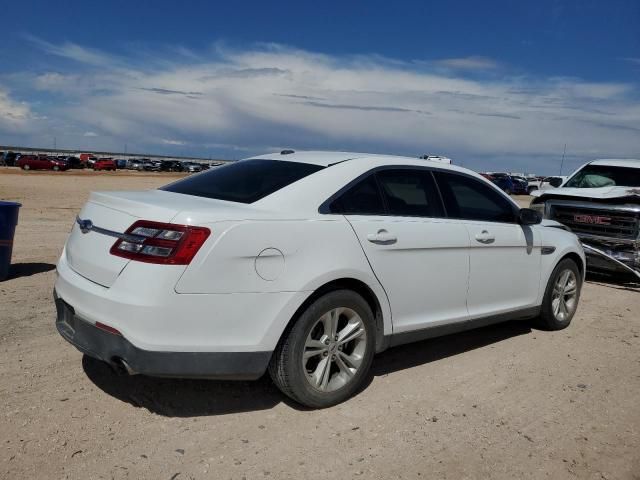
xmin=475 ymin=230 xmax=495 ymax=244
xmin=367 ymin=229 xmax=397 ymax=245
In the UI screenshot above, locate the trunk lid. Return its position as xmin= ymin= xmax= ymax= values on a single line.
xmin=66 ymin=190 xmax=183 ymax=287
xmin=65 ymin=190 xmax=268 ymax=287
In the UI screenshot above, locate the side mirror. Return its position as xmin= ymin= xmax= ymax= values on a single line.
xmin=549 ymin=177 xmax=563 ymax=188
xmin=519 ymin=208 xmax=542 ymax=225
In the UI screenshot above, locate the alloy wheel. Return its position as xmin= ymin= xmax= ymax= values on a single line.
xmin=302 ymin=307 xmax=367 ymax=392
xmin=551 ymin=269 xmax=578 ymax=321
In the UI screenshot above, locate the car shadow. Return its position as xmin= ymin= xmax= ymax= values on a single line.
xmin=82 ymin=355 xmax=292 ymax=416
xmin=83 ymin=320 xmax=532 ymax=417
xmin=6 ymin=262 xmax=56 ymax=280
xmin=370 ymin=320 xmax=531 ymax=378
xmin=586 ymin=272 xmax=640 ymax=292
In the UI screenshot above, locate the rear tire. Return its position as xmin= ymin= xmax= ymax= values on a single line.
xmin=537 ymin=258 xmax=582 ymax=330
xmin=269 ymin=290 xmax=376 ymax=408
xmin=53 ymin=165 xmax=60 ymax=171
xmin=22 ymin=164 xmax=30 ymax=170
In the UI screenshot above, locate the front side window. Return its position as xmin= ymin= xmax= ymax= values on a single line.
xmin=434 ymin=171 xmax=516 ymax=223
xmin=328 ymin=168 xmax=445 ymax=217
xmin=161 ymin=159 xmax=324 ymax=204
xmin=376 ymin=169 xmax=444 ymax=217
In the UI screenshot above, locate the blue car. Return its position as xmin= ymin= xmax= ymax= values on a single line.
xmin=491 ymin=174 xmax=515 ymax=194
xmin=509 ymin=175 xmax=530 ymax=194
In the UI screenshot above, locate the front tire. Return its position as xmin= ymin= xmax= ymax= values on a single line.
xmin=269 ymin=290 xmax=376 ymax=408
xmin=538 ymin=258 xmax=581 ymax=330
xmin=22 ymin=164 xmax=30 ymax=170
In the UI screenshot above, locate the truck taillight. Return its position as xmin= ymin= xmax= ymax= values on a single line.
xmin=110 ymin=220 xmax=210 ymax=265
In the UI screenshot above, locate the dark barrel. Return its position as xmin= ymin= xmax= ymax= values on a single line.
xmin=0 ymin=201 xmax=21 ymax=281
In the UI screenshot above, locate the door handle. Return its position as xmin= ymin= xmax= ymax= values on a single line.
xmin=475 ymin=230 xmax=495 ymax=244
xmin=367 ymin=229 xmax=397 ymax=245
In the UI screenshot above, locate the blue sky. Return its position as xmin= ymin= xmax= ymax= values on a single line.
xmin=1 ymin=0 xmax=639 ymax=173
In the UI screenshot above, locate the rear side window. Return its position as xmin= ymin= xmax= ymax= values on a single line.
xmin=161 ymin=159 xmax=324 ymax=204
xmin=377 ymin=169 xmax=444 ymax=217
xmin=329 ymin=174 xmax=385 ymax=215
xmin=434 ymin=171 xmax=516 ymax=223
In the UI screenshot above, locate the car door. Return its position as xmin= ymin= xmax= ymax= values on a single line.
xmin=433 ymin=171 xmax=541 ymax=318
xmin=328 ymin=168 xmax=470 ymax=334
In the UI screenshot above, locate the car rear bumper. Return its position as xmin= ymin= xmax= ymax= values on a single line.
xmin=55 ymin=249 xmax=308 ymax=355
xmin=55 ymin=292 xmax=272 ymax=379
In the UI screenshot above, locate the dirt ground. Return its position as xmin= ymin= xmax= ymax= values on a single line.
xmin=1 ymin=168 xmax=639 ymax=480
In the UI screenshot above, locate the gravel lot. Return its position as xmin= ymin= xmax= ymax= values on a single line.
xmin=1 ymin=168 xmax=639 ymax=480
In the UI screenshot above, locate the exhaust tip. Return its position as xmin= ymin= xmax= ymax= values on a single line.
xmin=110 ymin=357 xmax=135 ymax=376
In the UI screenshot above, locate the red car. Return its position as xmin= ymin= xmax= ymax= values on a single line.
xmin=92 ymin=158 xmax=117 ymax=171
xmin=17 ymin=155 xmax=69 ymax=171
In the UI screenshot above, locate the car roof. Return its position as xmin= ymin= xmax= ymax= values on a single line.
xmin=251 ymin=150 xmax=518 ymax=214
xmin=589 ymin=159 xmax=640 ymax=168
xmin=249 ymin=151 xmax=368 ymax=166
xmin=247 ymin=150 xmax=467 ymax=171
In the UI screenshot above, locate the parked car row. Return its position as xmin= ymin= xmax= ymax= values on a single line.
xmin=125 ymin=159 xmax=206 ymax=172
xmin=12 ymin=155 xmax=117 ymax=171
xmin=1 ymin=151 xmax=212 ymax=173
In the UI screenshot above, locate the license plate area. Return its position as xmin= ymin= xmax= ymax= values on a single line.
xmin=55 ymin=297 xmax=76 ymax=338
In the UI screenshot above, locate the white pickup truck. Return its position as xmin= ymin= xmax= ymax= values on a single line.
xmin=530 ymin=159 xmax=640 ymax=279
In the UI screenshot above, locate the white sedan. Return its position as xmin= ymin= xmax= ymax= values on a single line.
xmin=55 ymin=150 xmax=585 ymax=407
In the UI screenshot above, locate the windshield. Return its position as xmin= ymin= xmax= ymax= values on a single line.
xmin=564 ymin=164 xmax=640 ymax=188
xmin=161 ymin=159 xmax=324 ymax=203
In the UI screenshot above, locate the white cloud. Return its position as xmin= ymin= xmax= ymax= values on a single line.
xmin=33 ymin=72 xmax=71 ymax=91
xmin=24 ymin=34 xmax=117 ymax=66
xmin=83 ymin=131 xmax=99 ymax=137
xmin=3 ymin=41 xmax=640 ymax=171
xmin=0 ymin=87 xmax=32 ymax=129
xmin=435 ymin=56 xmax=499 ymax=70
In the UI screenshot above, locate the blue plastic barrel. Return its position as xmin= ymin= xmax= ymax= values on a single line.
xmin=0 ymin=201 xmax=21 ymax=281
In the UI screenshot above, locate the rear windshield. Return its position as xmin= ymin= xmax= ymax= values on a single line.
xmin=161 ymin=159 xmax=324 ymax=203
xmin=564 ymin=164 xmax=640 ymax=188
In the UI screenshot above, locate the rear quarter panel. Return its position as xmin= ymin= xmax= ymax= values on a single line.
xmin=174 ymin=217 xmax=393 ymax=335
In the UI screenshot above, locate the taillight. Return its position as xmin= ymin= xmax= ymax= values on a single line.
xmin=95 ymin=321 xmax=122 ymax=336
xmin=110 ymin=220 xmax=210 ymax=265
